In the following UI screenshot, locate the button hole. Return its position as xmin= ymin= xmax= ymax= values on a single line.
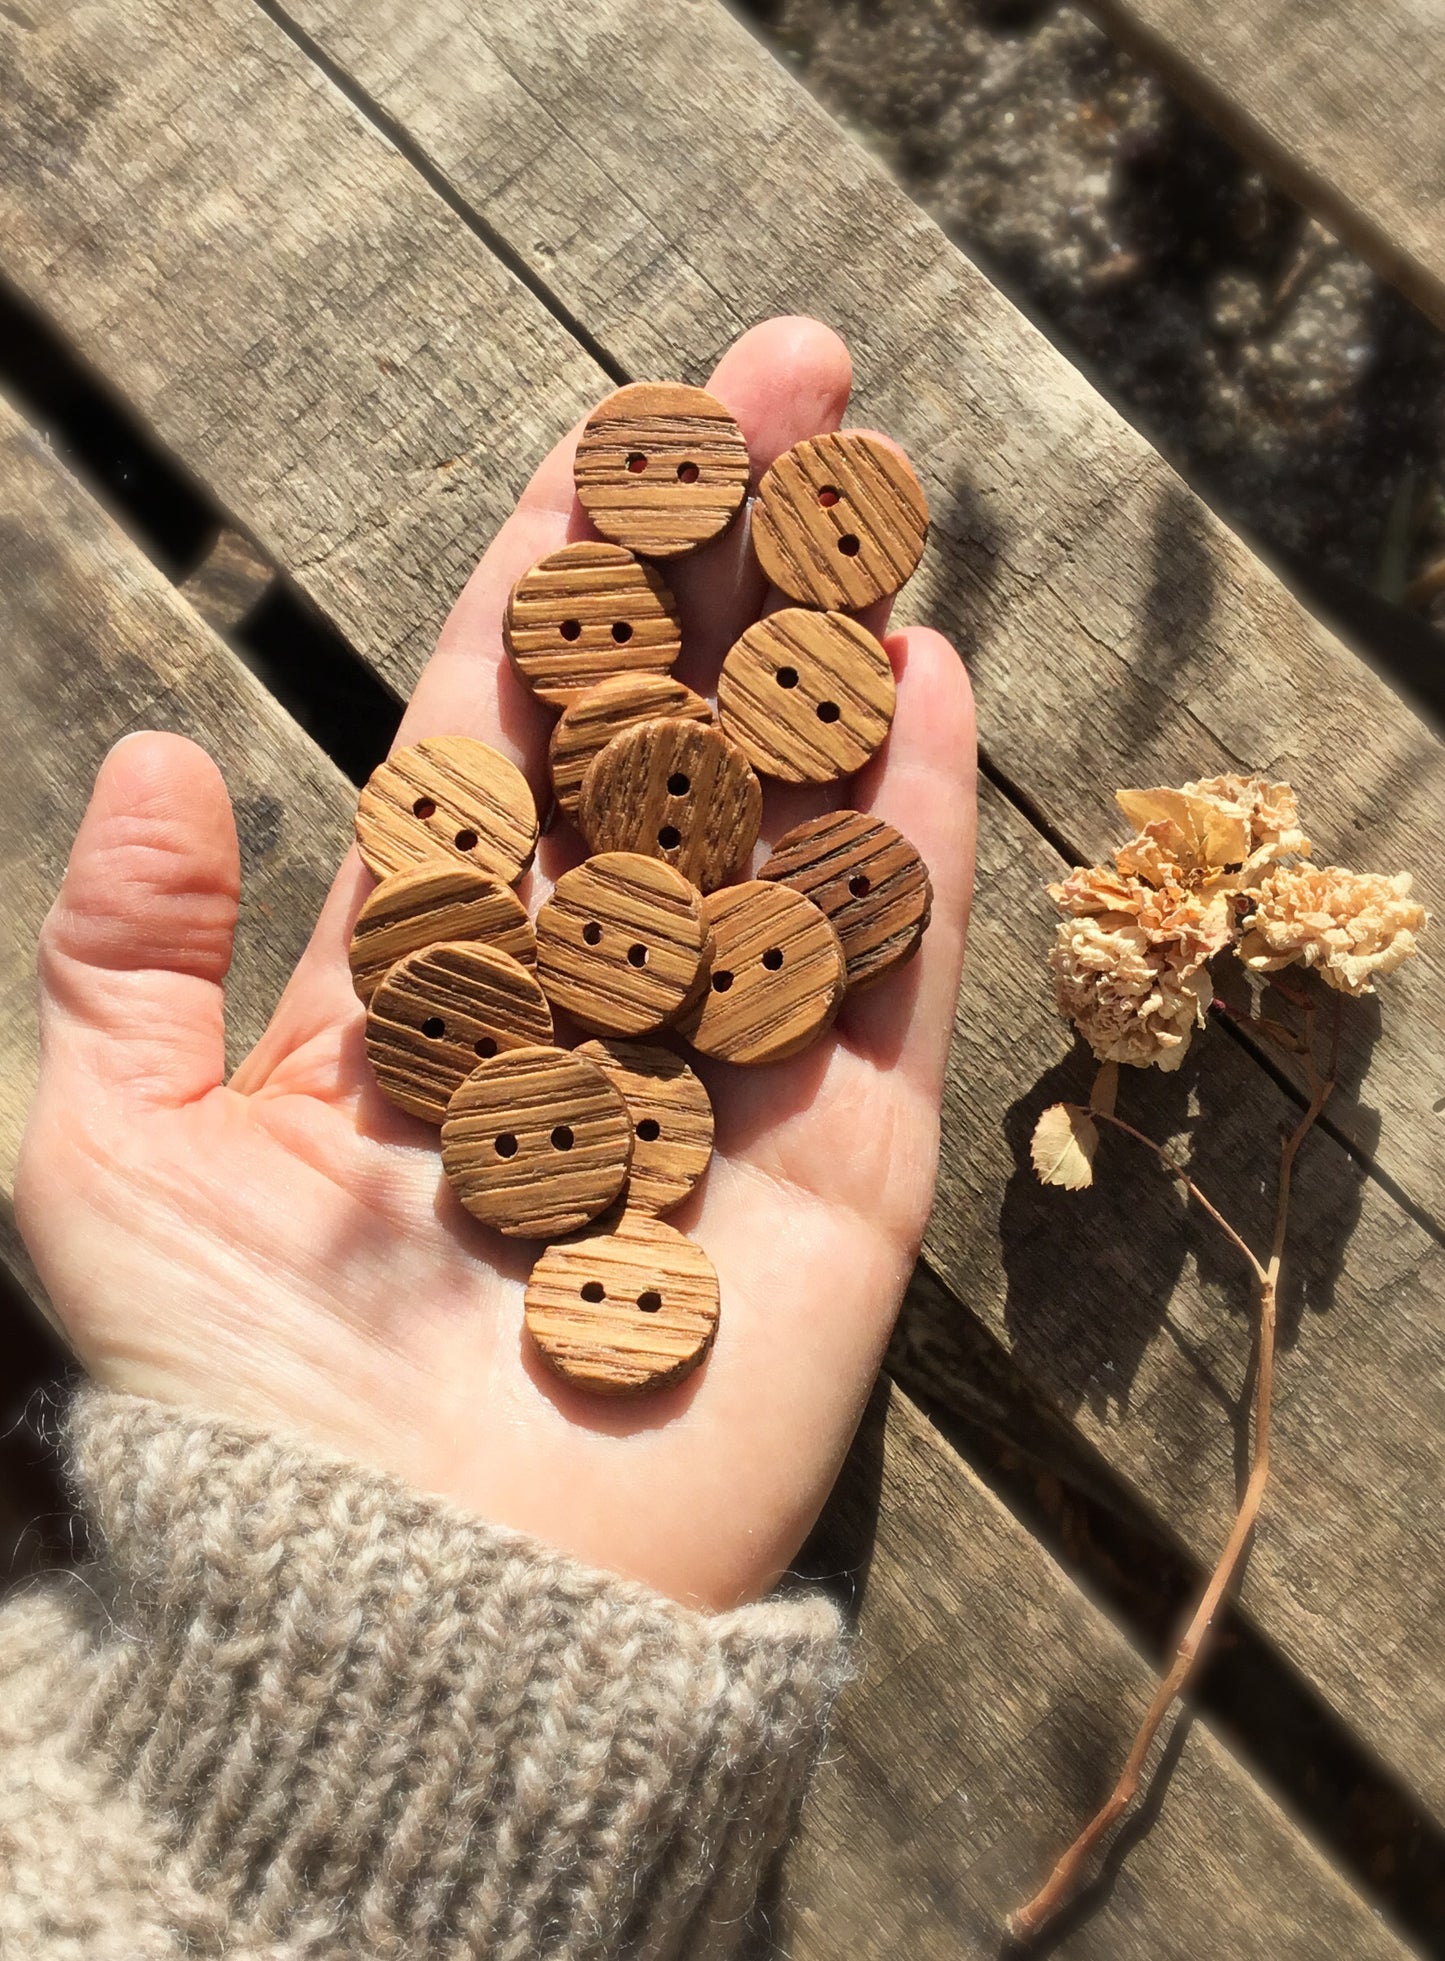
xmin=762 ymin=948 xmax=784 ymax=971
xmin=775 ymin=666 xmax=799 ymax=689
xmin=818 ymin=485 xmax=841 ymax=507
xmin=611 ymin=621 xmax=633 ymax=644
xmin=560 ymin=619 xmax=582 ymax=641
xmin=581 ymin=1280 xmax=605 ymax=1303
xmin=712 ymin=970 xmax=734 ymax=992
xmin=849 ymin=873 xmax=872 ymax=898
xmin=583 ymin=921 xmax=603 ymax=946
xmin=627 ymin=943 xmax=648 ymax=968
xmin=676 ymin=461 xmax=699 ymax=483
xmin=454 ymin=828 xmax=479 ymax=851
xmin=667 ymin=771 xmax=691 ymax=795
xmin=658 ymin=825 xmax=682 ymax=850
xmin=637 ymin=1289 xmax=662 ymax=1312
xmin=551 ymin=1125 xmax=574 ymax=1151
xmin=412 ymin=795 xmax=437 ymax=818
xmin=421 ymin=1016 xmax=445 ymax=1039
xmin=495 ymin=1133 xmax=518 ymax=1158
xmin=627 ymin=452 xmax=648 ymax=473
xmin=474 ymin=1036 xmax=498 ymax=1059
xmin=838 ymin=534 xmax=861 ymax=556
xmin=816 ymin=700 xmax=840 ymax=723
xmin=636 ymin=1118 xmax=661 ymax=1142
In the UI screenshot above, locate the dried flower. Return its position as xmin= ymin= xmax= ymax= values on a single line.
xmin=1239 ymin=866 xmax=1427 ymax=995
xmin=1050 ymin=912 xmax=1213 ymax=1072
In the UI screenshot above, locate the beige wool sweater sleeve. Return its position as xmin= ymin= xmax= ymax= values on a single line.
xmin=0 ymin=1390 xmax=848 ymax=1960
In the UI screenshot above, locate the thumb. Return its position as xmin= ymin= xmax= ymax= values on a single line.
xmin=33 ymin=732 xmax=239 ymax=1111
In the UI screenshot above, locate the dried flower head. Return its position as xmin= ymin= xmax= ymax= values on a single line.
xmin=1239 ymin=866 xmax=1427 ymax=995
xmin=1050 ymin=911 xmax=1213 ymax=1072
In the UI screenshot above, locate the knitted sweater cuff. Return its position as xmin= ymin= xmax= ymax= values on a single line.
xmin=65 ymin=1389 xmax=848 ymax=1960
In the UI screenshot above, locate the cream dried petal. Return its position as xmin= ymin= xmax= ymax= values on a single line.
xmin=1115 ymin=787 xmax=1251 ymax=875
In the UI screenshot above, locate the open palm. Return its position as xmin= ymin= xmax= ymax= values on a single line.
xmin=17 ymin=318 xmax=975 ymax=1609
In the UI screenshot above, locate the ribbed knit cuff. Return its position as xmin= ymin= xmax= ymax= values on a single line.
xmin=65 ymin=1390 xmax=848 ymax=1961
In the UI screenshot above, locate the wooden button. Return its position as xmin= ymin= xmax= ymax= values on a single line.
xmin=441 ymin=1045 xmax=632 ymax=1239
xmin=576 ymin=1039 xmax=714 ymax=1215
xmin=718 ymin=608 xmax=895 ymax=783
xmin=525 ymin=1213 xmax=719 ymax=1396
xmin=573 ymin=381 xmax=750 ymax=559
xmin=679 ymin=882 xmax=845 ymax=1064
xmin=751 ymin=432 xmax=929 ymax=609
xmin=578 ymin=718 xmax=761 ymax=894
xmin=348 ymin=864 xmax=536 ymax=1004
xmin=365 ymin=944 xmax=553 ymax=1124
xmin=535 ymin=852 xmax=710 ymax=1038
xmin=549 ymin=673 xmax=713 ymax=820
xmin=355 ymin=736 xmax=538 ymax=885
xmin=758 ymin=810 xmax=933 ymax=989
xmin=503 ymin=541 xmax=682 ymax=707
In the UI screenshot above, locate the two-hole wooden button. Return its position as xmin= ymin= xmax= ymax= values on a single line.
xmin=573 ymin=382 xmax=750 ymax=559
xmin=549 ymin=673 xmax=713 ymax=820
xmin=365 ymin=944 xmax=553 ymax=1123
xmin=536 ymin=853 xmax=710 ymax=1037
xmin=348 ymin=865 xmax=536 ymax=1003
xmin=355 ymin=737 xmax=538 ymax=885
xmin=758 ymin=810 xmax=932 ymax=989
xmin=576 ymin=1039 xmax=714 ymax=1215
xmin=718 ymin=609 xmax=895 ymax=782
xmin=752 ymin=432 xmax=929 ymax=609
xmin=441 ymin=1045 xmax=632 ymax=1238
xmin=578 ymin=718 xmax=761 ymax=893
xmin=503 ymin=541 xmax=681 ymax=706
xmin=679 ymin=881 xmax=846 ymax=1064
xmin=525 ymin=1213 xmax=720 ymax=1396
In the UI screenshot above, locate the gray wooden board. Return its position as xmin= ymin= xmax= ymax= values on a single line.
xmin=791 ymin=1382 xmax=1413 ymax=1959
xmin=260 ymin=0 xmax=1445 ymax=1231
xmin=0 ymin=0 xmax=1439 ymax=1226
xmin=0 ymin=392 xmax=354 ymax=1284
xmin=900 ymin=775 xmax=1445 ymax=1826
xmin=0 ymin=404 xmax=1408 ymax=1960
xmin=1085 ymin=0 xmax=1445 ymax=333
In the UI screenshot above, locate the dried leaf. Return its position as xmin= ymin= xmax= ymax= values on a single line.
xmin=1031 ymin=1103 xmax=1099 ymax=1189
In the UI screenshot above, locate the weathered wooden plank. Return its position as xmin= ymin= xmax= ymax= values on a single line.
xmin=792 ymin=1382 xmax=1414 ymax=1959
xmin=2 ymin=408 xmax=1402 ymax=1958
xmin=1 ymin=0 xmax=1439 ymax=1217
xmin=0 ymin=0 xmax=604 ymax=698
xmin=1084 ymin=0 xmax=1445 ymax=333
xmin=257 ymin=0 xmax=1445 ymax=1232
xmin=893 ymin=775 xmax=1445 ymax=1826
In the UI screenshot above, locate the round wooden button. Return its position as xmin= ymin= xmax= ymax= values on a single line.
xmin=365 ymin=944 xmax=553 ymax=1124
xmin=751 ymin=432 xmax=929 ymax=609
xmin=348 ymin=864 xmax=536 ymax=1004
xmin=503 ymin=541 xmax=682 ymax=707
xmin=678 ymin=881 xmax=846 ymax=1065
xmin=573 ymin=381 xmax=750 ymax=559
xmin=525 ymin=1213 xmax=720 ymax=1396
xmin=758 ymin=810 xmax=933 ymax=990
xmin=577 ymin=718 xmax=762 ymax=894
xmin=441 ymin=1045 xmax=632 ymax=1239
xmin=576 ymin=1039 xmax=714 ymax=1215
xmin=355 ymin=736 xmax=538 ymax=885
xmin=718 ymin=608 xmax=895 ymax=783
xmin=549 ymin=673 xmax=713 ymax=821
xmin=535 ymin=852 xmax=710 ymax=1038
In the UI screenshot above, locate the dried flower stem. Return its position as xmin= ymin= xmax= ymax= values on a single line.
xmin=1008 ymin=1046 xmax=1334 ymax=1940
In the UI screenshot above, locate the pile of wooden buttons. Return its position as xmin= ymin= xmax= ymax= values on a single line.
xmin=352 ymin=382 xmax=934 ymax=1400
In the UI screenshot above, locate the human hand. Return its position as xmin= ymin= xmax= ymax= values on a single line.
xmin=16 ymin=317 xmax=976 ymax=1609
